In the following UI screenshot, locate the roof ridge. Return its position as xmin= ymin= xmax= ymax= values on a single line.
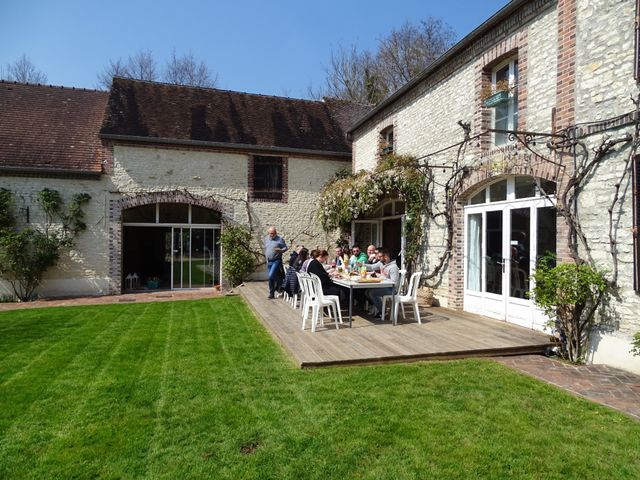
xmin=0 ymin=79 xmax=105 ymax=93
xmin=112 ymin=76 xmax=325 ymax=105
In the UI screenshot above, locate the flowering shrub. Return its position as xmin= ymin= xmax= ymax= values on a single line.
xmin=317 ymin=154 xmax=425 ymax=267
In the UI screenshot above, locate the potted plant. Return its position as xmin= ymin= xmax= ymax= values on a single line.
xmin=480 ymin=80 xmax=512 ymax=108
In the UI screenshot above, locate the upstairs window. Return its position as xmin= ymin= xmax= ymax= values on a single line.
xmin=252 ymin=156 xmax=284 ymax=201
xmin=492 ymin=58 xmax=518 ymax=146
xmin=380 ymin=126 xmax=394 ymax=155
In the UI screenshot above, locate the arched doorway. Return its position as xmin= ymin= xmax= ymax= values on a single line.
xmin=463 ymin=175 xmax=556 ymax=330
xmin=352 ymin=198 xmax=405 ymax=264
xmin=121 ymin=202 xmax=221 ymax=291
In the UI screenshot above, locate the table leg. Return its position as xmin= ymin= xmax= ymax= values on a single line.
xmin=348 ymin=287 xmax=353 ymax=328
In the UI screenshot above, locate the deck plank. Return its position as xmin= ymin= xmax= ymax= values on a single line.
xmin=239 ymin=282 xmax=553 ymax=368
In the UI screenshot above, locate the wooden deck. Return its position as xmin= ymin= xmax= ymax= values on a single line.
xmin=238 ymin=281 xmax=554 ymax=368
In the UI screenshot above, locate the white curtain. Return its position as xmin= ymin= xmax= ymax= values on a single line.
xmin=467 ymin=214 xmax=482 ymax=292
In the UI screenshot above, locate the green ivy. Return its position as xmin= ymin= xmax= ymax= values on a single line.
xmin=316 ymin=154 xmax=424 ymax=267
xmin=220 ymin=224 xmax=256 ymax=288
xmin=530 ymin=257 xmax=608 ymax=363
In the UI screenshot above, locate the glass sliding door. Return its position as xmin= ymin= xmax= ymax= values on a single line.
xmin=190 ymin=228 xmax=217 ymax=288
xmin=172 ymin=227 xmax=219 ymax=289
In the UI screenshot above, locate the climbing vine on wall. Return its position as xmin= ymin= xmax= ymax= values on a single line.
xmin=0 ymin=188 xmax=91 ymax=301
xmin=317 ymin=154 xmax=426 ymax=268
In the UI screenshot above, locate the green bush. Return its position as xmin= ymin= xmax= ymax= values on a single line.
xmin=530 ymin=258 xmax=607 ymax=363
xmin=220 ymin=224 xmax=255 ymax=288
xmin=0 ymin=188 xmax=90 ymax=301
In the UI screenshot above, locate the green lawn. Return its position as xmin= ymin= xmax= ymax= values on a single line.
xmin=0 ymin=298 xmax=638 ymax=479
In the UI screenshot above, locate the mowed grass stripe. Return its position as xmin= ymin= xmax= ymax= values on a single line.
xmin=0 ymin=303 xmax=162 ymax=478
xmin=0 ymin=305 xmax=136 ymax=436
xmin=0 ymin=298 xmax=639 ymax=479
xmin=33 ymin=304 xmax=168 ymax=477
xmin=0 ymin=308 xmax=108 ymax=386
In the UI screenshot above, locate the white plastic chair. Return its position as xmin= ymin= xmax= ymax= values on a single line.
xmin=379 ymin=269 xmax=406 ymax=321
xmin=298 ymin=273 xmax=314 ymax=330
xmin=382 ymin=271 xmax=422 ymax=325
xmin=306 ymin=274 xmax=343 ymax=332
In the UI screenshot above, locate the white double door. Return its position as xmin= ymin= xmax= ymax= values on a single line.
xmin=464 ymin=198 xmax=556 ymax=330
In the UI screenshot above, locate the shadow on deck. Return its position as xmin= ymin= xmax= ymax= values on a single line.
xmin=238 ymin=281 xmax=554 ymax=368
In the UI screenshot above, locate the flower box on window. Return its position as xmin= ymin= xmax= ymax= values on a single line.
xmin=483 ymin=90 xmax=510 ymax=108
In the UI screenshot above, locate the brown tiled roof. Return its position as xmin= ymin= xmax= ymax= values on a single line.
xmin=100 ymin=78 xmax=354 ymax=156
xmin=0 ymin=81 xmax=109 ymax=176
xmin=323 ymin=98 xmax=372 ymax=134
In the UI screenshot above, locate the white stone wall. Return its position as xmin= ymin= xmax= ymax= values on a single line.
xmin=0 ymin=146 xmax=347 ymax=297
xmin=526 ymin=7 xmax=558 ymax=132
xmin=111 ymin=145 xmax=345 ymax=260
xmin=0 ymin=176 xmax=111 ymax=297
xmin=576 ymin=0 xmax=637 ymax=122
xmin=574 ymin=0 xmax=640 ymax=372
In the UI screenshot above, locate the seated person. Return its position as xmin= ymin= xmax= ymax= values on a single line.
xmin=282 ymin=248 xmax=309 ymax=296
xmin=300 ymin=249 xmax=317 ymax=273
xmin=287 ymin=244 xmax=304 ymax=267
xmin=349 ymin=244 xmax=368 ymax=267
xmin=366 ymin=245 xmax=378 ymax=264
xmin=306 ymin=249 xmax=343 ymax=298
xmin=365 ymin=248 xmax=401 ymax=319
xmin=333 ymin=245 xmax=350 ymax=267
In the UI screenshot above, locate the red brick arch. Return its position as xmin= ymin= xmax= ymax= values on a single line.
xmin=108 ymin=190 xmax=233 ymax=294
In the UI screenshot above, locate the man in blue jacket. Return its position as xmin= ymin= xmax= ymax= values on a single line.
xmin=264 ymin=226 xmax=288 ymax=299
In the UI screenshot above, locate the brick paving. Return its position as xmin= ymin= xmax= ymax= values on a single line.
xmin=495 ymin=355 xmax=640 ymax=420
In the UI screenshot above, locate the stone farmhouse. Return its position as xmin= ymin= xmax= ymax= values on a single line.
xmin=1 ymin=0 xmax=640 ymax=372
xmin=349 ymin=0 xmax=640 ymax=373
xmin=0 ymin=78 xmax=364 ymax=295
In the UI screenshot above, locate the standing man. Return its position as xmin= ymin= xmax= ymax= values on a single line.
xmin=264 ymin=226 xmax=288 ymax=299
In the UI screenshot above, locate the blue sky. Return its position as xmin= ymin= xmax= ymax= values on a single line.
xmin=1 ymin=0 xmax=510 ymax=96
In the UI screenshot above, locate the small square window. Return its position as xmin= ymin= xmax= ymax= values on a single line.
xmin=252 ymin=156 xmax=284 ymax=201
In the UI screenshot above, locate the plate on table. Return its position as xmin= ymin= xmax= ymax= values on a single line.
xmin=356 ymin=277 xmax=382 ymax=283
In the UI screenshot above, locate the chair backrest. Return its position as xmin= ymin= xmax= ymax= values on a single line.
xmin=309 ymin=273 xmax=325 ymax=302
xmin=300 ymin=273 xmax=316 ymax=300
xmin=397 ymin=269 xmax=407 ymax=294
xmin=406 ymin=271 xmax=422 ymax=300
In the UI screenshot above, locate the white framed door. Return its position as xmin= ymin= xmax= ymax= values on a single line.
xmin=464 ymin=197 xmax=555 ymax=329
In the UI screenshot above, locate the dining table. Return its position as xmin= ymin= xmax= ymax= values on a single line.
xmin=331 ymin=274 xmax=396 ymax=327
